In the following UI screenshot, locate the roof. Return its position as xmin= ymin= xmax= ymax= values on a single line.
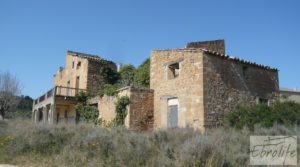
xmin=280 ymin=88 xmax=300 ymax=93
xmin=152 ymin=48 xmax=278 ymax=71
xmin=67 ymin=50 xmax=114 ymax=64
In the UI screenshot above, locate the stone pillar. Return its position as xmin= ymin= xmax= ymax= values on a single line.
xmin=50 ymin=104 xmax=56 ymax=124
xmin=43 ymin=107 xmax=47 ymax=123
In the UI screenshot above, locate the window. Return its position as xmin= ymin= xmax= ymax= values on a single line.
xmin=258 ymin=97 xmax=269 ymax=105
xmin=168 ymin=63 xmax=180 ymax=79
xmin=72 ymin=61 xmax=75 ymax=69
xmin=242 ymin=66 xmax=249 ymax=79
xmin=77 ymin=61 xmax=81 ymax=69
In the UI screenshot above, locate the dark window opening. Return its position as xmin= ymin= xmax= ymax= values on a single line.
xmin=77 ymin=61 xmax=81 ymax=69
xmin=258 ymin=98 xmax=269 ymax=105
xmin=168 ymin=63 xmax=180 ymax=79
xmin=72 ymin=61 xmax=75 ymax=69
xmin=242 ymin=66 xmax=249 ymax=79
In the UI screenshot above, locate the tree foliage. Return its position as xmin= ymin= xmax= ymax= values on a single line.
xmin=0 ymin=71 xmax=21 ymax=120
xmin=119 ymin=64 xmax=135 ymax=86
xmin=134 ymin=58 xmax=150 ymax=88
xmin=99 ymin=63 xmax=120 ymax=85
xmin=225 ymin=101 xmax=300 ymax=129
xmin=98 ymin=84 xmax=121 ymax=97
xmin=97 ymin=58 xmax=150 ymax=97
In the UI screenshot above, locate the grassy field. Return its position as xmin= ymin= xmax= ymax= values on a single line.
xmin=0 ymin=120 xmax=299 ymax=167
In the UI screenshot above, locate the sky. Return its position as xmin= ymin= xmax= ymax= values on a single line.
xmin=0 ymin=0 xmax=299 ymax=99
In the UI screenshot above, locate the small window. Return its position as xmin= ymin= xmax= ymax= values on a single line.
xmin=168 ymin=63 xmax=180 ymax=79
xmin=258 ymin=98 xmax=269 ymax=105
xmin=242 ymin=66 xmax=248 ymax=79
xmin=77 ymin=61 xmax=81 ymax=69
xmin=72 ymin=61 xmax=75 ymax=69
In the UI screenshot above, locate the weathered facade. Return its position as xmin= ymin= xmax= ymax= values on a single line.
xmin=98 ymin=87 xmax=154 ymax=130
xmin=280 ymin=88 xmax=300 ymax=103
xmin=32 ymin=50 xmax=117 ymax=124
xmin=150 ymin=40 xmax=279 ymax=130
xmin=33 ymin=40 xmax=280 ymax=131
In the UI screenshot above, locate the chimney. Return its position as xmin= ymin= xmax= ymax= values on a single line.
xmin=186 ymin=39 xmax=225 ymax=54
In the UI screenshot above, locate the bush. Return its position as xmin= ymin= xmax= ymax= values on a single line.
xmin=98 ymin=84 xmax=121 ymax=97
xmin=0 ymin=120 xmax=299 ymax=167
xmin=225 ymin=101 xmax=300 ymax=129
xmin=75 ymin=91 xmax=99 ymax=124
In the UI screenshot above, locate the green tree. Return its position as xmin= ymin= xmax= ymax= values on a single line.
xmin=134 ymin=58 xmax=150 ymax=88
xmin=119 ymin=64 xmax=135 ymax=86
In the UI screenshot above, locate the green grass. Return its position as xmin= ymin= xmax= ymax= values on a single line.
xmin=0 ymin=120 xmax=299 ymax=167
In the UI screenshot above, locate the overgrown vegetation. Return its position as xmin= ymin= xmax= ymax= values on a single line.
xmin=114 ymin=96 xmax=130 ymax=126
xmin=0 ymin=120 xmax=299 ymax=167
xmin=97 ymin=58 xmax=150 ymax=97
xmin=99 ymin=96 xmax=130 ymax=127
xmin=225 ymin=101 xmax=300 ymax=129
xmin=134 ymin=58 xmax=150 ymax=88
xmin=75 ymin=91 xmax=99 ymax=124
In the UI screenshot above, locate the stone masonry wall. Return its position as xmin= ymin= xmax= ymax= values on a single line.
xmin=203 ymin=52 xmax=279 ymax=128
xmin=127 ymin=87 xmax=154 ymax=130
xmin=87 ymin=60 xmax=117 ymax=94
xmin=150 ymin=50 xmax=205 ymax=130
xmin=98 ymin=87 xmax=154 ymax=130
xmin=54 ymin=53 xmax=89 ymax=90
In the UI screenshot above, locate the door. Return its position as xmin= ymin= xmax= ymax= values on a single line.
xmin=167 ymin=105 xmax=178 ymax=128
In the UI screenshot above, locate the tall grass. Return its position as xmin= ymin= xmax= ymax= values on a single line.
xmin=0 ymin=120 xmax=299 ymax=167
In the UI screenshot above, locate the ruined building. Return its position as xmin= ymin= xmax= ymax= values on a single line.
xmin=150 ymin=40 xmax=279 ymax=130
xmin=33 ymin=40 xmax=279 ymax=131
xmin=32 ymin=50 xmax=116 ymax=124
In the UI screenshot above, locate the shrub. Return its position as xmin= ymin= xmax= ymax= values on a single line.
xmin=98 ymin=84 xmax=121 ymax=97
xmin=1 ymin=120 xmax=299 ymax=167
xmin=75 ymin=91 xmax=99 ymax=124
xmin=225 ymin=101 xmax=300 ymax=129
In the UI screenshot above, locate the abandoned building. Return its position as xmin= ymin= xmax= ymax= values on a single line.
xmin=150 ymin=40 xmax=279 ymax=130
xmin=32 ymin=50 xmax=116 ymax=124
xmin=280 ymin=88 xmax=300 ymax=103
xmin=94 ymin=86 xmax=154 ymax=130
xmin=32 ymin=39 xmax=279 ymax=131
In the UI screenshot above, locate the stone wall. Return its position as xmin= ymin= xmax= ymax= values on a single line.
xmin=202 ymin=52 xmax=279 ymax=127
xmin=54 ymin=53 xmax=89 ymax=90
xmin=87 ymin=60 xmax=117 ymax=94
xmin=186 ymin=39 xmax=225 ymax=54
xmin=150 ymin=50 xmax=205 ymax=130
xmin=98 ymin=87 xmax=154 ymax=130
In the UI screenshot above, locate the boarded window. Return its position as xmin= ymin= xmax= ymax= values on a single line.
xmin=168 ymin=63 xmax=180 ymax=79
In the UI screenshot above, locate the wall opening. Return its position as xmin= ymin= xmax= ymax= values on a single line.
xmin=167 ymin=63 xmax=180 ymax=79
xmin=167 ymin=98 xmax=179 ymax=128
xmin=77 ymin=61 xmax=81 ymax=69
xmin=242 ymin=66 xmax=249 ymax=79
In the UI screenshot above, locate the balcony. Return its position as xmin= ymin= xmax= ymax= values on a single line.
xmin=34 ymin=86 xmax=87 ymax=105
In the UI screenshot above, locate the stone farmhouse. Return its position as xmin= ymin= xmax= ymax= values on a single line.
xmin=32 ymin=50 xmax=116 ymax=124
xmin=32 ymin=40 xmax=279 ymax=130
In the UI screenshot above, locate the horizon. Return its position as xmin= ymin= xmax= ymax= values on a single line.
xmin=0 ymin=0 xmax=299 ymax=98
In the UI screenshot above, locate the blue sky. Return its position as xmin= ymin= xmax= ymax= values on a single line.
xmin=0 ymin=0 xmax=299 ymax=98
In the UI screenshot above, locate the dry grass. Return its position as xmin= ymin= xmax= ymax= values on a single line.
xmin=0 ymin=120 xmax=299 ymax=167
